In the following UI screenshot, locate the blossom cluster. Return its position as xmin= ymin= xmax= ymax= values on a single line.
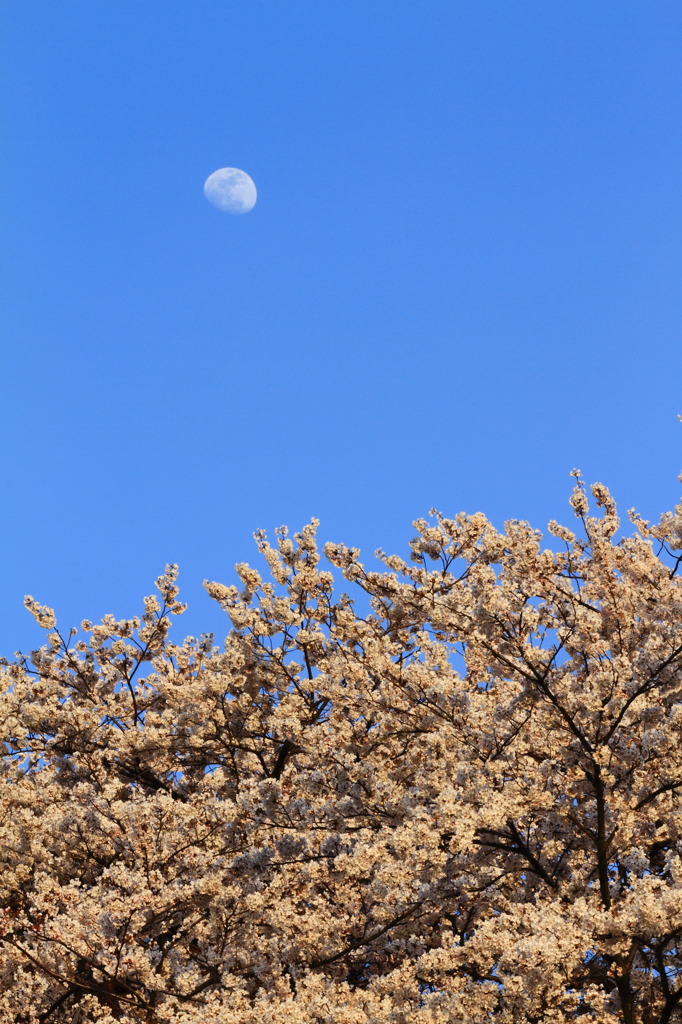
xmin=1 ymin=483 xmax=681 ymax=1022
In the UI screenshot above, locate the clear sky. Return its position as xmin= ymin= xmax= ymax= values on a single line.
xmin=2 ymin=2 xmax=682 ymax=657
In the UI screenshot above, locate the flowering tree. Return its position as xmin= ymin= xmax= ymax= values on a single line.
xmin=1 ymin=476 xmax=682 ymax=1023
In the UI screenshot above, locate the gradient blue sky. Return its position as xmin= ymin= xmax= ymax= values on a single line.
xmin=2 ymin=2 xmax=681 ymax=657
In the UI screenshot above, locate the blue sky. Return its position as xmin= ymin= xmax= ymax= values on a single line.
xmin=2 ymin=2 xmax=681 ymax=657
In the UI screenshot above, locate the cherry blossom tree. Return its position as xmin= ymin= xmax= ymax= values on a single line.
xmin=1 ymin=474 xmax=681 ymax=1023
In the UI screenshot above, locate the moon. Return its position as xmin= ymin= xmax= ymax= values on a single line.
xmin=204 ymin=167 xmax=257 ymax=214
